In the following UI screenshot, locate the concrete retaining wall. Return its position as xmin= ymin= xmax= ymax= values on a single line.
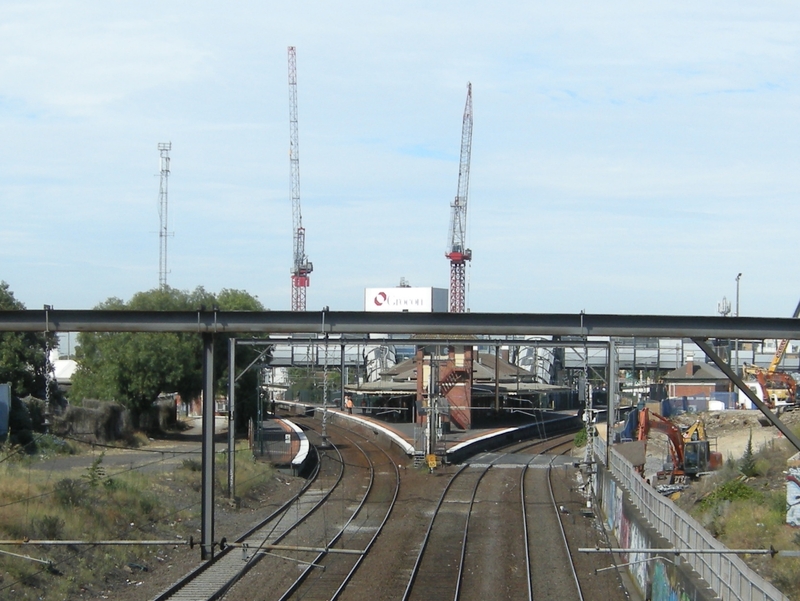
xmin=595 ymin=462 xmax=719 ymax=601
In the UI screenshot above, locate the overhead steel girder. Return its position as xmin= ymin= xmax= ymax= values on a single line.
xmin=3 ymin=310 xmax=800 ymax=339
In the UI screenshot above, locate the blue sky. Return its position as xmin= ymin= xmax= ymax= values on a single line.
xmin=2 ymin=2 xmax=800 ymax=316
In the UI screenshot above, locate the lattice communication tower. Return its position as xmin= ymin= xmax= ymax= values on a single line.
xmin=158 ymin=142 xmax=172 ymax=289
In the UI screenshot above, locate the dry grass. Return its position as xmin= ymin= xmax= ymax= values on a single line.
xmin=680 ymin=422 xmax=800 ymax=600
xmin=0 ymin=440 xmax=274 ymax=600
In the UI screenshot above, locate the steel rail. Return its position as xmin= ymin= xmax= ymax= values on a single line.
xmin=4 ymin=309 xmax=800 ymax=339
xmin=547 ymin=461 xmax=584 ymax=601
xmin=327 ymin=427 xmax=401 ymax=600
xmin=459 ymin=436 xmax=574 ymax=601
xmin=403 ymin=432 xmax=575 ymax=601
xmin=401 ymin=463 xmax=469 ymax=601
xmin=520 ymin=463 xmax=533 ymax=601
xmin=220 ymin=437 xmax=346 ymax=598
xmin=152 ymin=437 xmax=344 ymax=601
xmin=454 ymin=463 xmax=495 ymax=601
xmin=151 ymin=451 xmax=322 ymax=601
xmin=276 ymin=431 xmax=376 ymax=600
xmin=278 ymin=424 xmax=401 ymax=600
xmin=516 ymin=436 xmax=578 ymax=601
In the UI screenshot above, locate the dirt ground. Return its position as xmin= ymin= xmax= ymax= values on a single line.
xmin=639 ymin=407 xmax=800 ymax=501
xmin=660 ymin=408 xmax=800 ymax=465
xmin=56 ymin=409 xmax=800 ymax=600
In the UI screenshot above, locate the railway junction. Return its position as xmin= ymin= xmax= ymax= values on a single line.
xmin=2 ymin=308 xmax=800 ymax=600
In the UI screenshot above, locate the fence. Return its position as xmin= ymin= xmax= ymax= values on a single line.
xmin=595 ymin=437 xmax=788 ymax=601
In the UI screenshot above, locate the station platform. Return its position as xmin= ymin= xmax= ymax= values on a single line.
xmin=273 ymin=400 xmax=581 ymax=466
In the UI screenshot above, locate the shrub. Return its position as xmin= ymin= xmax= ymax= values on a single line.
xmin=30 ymin=514 xmax=65 ymax=539
xmin=181 ymin=458 xmax=202 ymax=472
xmin=699 ymin=477 xmax=761 ymax=512
xmin=82 ymin=452 xmax=108 ymax=488
xmin=54 ymin=478 xmax=91 ymax=507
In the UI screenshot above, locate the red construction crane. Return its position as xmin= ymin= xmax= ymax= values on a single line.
xmin=288 ymin=46 xmax=312 ymax=311
xmin=446 ymin=83 xmax=473 ymax=313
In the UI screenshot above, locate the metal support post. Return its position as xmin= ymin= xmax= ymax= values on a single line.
xmin=735 ymin=273 xmax=741 ymax=377
xmin=607 ymin=338 xmax=617 ymax=467
xmin=201 ymin=334 xmax=215 ymax=560
xmin=694 ymin=337 xmax=800 ymax=453
xmin=228 ymin=337 xmax=236 ymax=500
xmin=494 ymin=345 xmax=500 ymax=413
xmin=340 ymin=342 xmax=345 ymax=408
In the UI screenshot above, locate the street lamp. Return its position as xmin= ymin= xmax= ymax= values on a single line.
xmin=735 ymin=273 xmax=742 ymax=377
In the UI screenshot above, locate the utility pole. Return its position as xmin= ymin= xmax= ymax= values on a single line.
xmin=158 ymin=142 xmax=172 ymax=289
xmin=735 ymin=273 xmax=742 ymax=376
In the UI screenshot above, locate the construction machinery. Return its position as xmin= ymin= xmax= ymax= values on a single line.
xmin=742 ymin=365 xmax=796 ymax=411
xmin=681 ymin=418 xmax=709 ymax=443
xmin=637 ymin=408 xmax=722 ymax=483
xmin=446 ymin=83 xmax=473 ymax=314
xmin=741 ymin=298 xmax=800 ymax=410
xmin=768 ymin=297 xmax=800 ymax=373
xmin=288 ymin=46 xmax=313 ymax=311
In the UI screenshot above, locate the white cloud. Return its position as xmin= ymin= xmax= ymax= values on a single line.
xmin=2 ymin=1 xmax=800 ymax=317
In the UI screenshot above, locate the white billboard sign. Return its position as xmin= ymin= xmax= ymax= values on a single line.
xmin=364 ymin=287 xmax=447 ymax=313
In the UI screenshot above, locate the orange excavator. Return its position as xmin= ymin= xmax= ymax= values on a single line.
xmin=637 ymin=408 xmax=723 ymax=483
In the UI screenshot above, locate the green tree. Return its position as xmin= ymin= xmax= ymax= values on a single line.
xmin=71 ymin=286 xmax=267 ymax=429
xmin=740 ymin=429 xmax=757 ymax=477
xmin=0 ymin=281 xmax=57 ymax=399
xmin=287 ymin=366 xmax=341 ymax=404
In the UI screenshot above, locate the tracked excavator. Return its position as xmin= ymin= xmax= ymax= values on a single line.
xmin=637 ymin=408 xmax=723 ymax=483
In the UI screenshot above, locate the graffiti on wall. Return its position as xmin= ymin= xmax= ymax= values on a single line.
xmin=600 ymin=471 xmax=694 ymax=601
xmin=651 ymin=561 xmax=693 ymax=601
xmin=788 ymin=467 xmax=800 ymax=527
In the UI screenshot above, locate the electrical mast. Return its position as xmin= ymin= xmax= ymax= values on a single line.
xmin=157 ymin=142 xmax=172 ymax=289
xmin=446 ymin=83 xmax=473 ymax=313
xmin=288 ymin=46 xmax=312 ymax=311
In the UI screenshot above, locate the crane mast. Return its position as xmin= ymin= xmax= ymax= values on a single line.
xmin=288 ymin=46 xmax=312 ymax=311
xmin=446 ymin=83 xmax=473 ymax=313
xmin=768 ymin=297 xmax=800 ymax=372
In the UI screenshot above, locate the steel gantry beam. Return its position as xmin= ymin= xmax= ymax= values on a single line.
xmin=4 ymin=309 xmax=800 ymax=339
xmin=8 ymin=308 xmax=800 ymax=560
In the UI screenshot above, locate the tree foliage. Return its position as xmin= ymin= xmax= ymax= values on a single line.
xmin=739 ymin=429 xmax=757 ymax=477
xmin=71 ymin=286 xmax=266 ymax=429
xmin=0 ymin=281 xmax=57 ymax=399
xmin=287 ymin=366 xmax=341 ymax=404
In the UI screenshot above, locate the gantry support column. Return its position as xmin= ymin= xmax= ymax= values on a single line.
xmin=228 ymin=337 xmax=236 ymax=500
xmin=201 ymin=334 xmax=215 ymax=560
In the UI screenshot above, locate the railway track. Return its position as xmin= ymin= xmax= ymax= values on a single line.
xmin=402 ymin=434 xmax=587 ymax=601
xmin=151 ymin=432 xmax=338 ymax=601
xmin=153 ymin=417 xmax=400 ymax=601
xmin=269 ymin=422 xmax=400 ymax=601
xmin=154 ymin=416 xmax=628 ymax=601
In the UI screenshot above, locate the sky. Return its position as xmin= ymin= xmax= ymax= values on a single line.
xmin=2 ymin=2 xmax=800 ymax=317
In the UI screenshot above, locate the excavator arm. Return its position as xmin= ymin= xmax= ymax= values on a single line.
xmin=637 ymin=408 xmax=685 ymax=478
